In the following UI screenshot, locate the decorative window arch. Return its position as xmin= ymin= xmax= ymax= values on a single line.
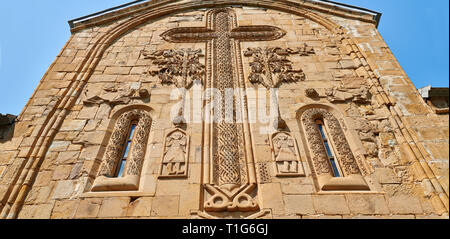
xmin=300 ymin=107 xmax=370 ymax=191
xmin=92 ymin=109 xmax=152 ymax=192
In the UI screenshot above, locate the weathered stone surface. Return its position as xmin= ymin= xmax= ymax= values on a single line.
xmin=60 ymin=120 xmax=87 ymax=132
xmin=127 ymin=197 xmax=153 ymax=217
xmin=98 ymin=197 xmax=130 ymax=218
xmin=75 ymin=198 xmax=102 ymax=218
xmin=345 ymin=194 xmax=390 ymax=215
xmin=51 ymin=200 xmax=79 ymax=219
xmin=52 ymin=180 xmax=77 ymax=200
xmin=387 ymin=195 xmax=424 ymax=214
xmin=313 ymin=195 xmax=351 ymax=215
xmin=284 ymin=195 xmax=315 ymax=215
xmin=260 ymin=183 xmax=286 ymax=215
xmin=151 ymin=196 xmax=179 ymax=217
xmin=375 ymin=168 xmax=402 ymax=184
xmin=0 ymin=2 xmax=447 ymax=220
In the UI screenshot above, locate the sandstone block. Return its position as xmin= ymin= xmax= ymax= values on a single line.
xmin=387 ymin=195 xmax=423 ymax=214
xmin=127 ymin=197 xmax=153 ymax=217
xmin=52 ymin=180 xmax=77 ymax=199
xmin=56 ymin=151 xmax=80 ymax=165
xmin=284 ymin=195 xmax=315 ymax=215
xmin=151 ymin=196 xmax=180 ymax=217
xmin=260 ymin=183 xmax=285 ymax=215
xmin=313 ymin=195 xmax=350 ymax=215
xmin=51 ymin=200 xmax=79 ymax=219
xmin=98 ymin=197 xmax=130 ymax=218
xmin=75 ymin=198 xmax=102 ymax=218
xmin=281 ymin=182 xmax=315 ymax=195
xmin=60 ymin=120 xmax=87 ymax=131
xmin=52 ymin=165 xmax=73 ymax=180
xmin=345 ymin=194 xmax=390 ymax=215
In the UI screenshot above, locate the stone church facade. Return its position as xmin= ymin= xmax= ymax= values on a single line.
xmin=0 ymin=0 xmax=448 ymax=219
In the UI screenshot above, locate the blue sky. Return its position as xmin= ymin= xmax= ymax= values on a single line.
xmin=0 ymin=0 xmax=448 ymax=115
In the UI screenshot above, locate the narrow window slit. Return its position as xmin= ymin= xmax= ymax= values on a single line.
xmin=316 ymin=120 xmax=341 ymax=177
xmin=115 ymin=120 xmax=138 ymax=178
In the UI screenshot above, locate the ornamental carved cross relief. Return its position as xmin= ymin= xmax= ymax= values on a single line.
xmin=160 ymin=8 xmax=286 ymax=213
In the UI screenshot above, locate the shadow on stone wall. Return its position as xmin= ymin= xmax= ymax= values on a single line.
xmin=0 ymin=114 xmax=16 ymax=142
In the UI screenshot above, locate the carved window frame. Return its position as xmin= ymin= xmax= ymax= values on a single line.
xmin=91 ymin=108 xmax=152 ymax=192
xmin=299 ymin=106 xmax=370 ymax=191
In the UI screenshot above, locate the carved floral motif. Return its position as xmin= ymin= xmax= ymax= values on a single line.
xmin=243 ymin=47 xmax=307 ymax=88
xmin=142 ymin=48 xmax=205 ymax=89
xmin=142 ymin=48 xmax=205 ymax=125
xmin=244 ymin=46 xmax=311 ymax=130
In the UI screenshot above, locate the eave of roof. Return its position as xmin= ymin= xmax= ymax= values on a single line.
xmin=68 ymin=0 xmax=382 ymax=33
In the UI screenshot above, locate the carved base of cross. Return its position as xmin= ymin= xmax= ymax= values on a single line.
xmin=204 ymin=184 xmax=259 ymax=212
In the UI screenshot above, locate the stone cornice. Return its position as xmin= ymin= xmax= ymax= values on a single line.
xmin=68 ymin=0 xmax=382 ymax=33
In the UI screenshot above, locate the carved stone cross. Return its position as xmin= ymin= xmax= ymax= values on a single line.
xmin=161 ymin=8 xmax=285 ymax=212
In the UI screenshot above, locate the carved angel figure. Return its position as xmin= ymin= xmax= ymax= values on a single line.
xmin=273 ymin=133 xmax=298 ymax=174
xmin=163 ymin=131 xmax=187 ymax=175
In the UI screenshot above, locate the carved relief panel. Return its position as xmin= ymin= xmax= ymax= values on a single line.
xmin=159 ymin=128 xmax=190 ymax=179
xmin=142 ymin=48 xmax=205 ymax=125
xmin=270 ymin=131 xmax=305 ymax=177
xmin=243 ymin=47 xmax=308 ymax=89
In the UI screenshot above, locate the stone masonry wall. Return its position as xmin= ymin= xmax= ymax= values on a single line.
xmin=0 ymin=2 xmax=448 ymax=219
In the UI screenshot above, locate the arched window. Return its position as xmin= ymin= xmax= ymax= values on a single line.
xmin=300 ymin=107 xmax=369 ymax=191
xmin=92 ymin=109 xmax=152 ymax=192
